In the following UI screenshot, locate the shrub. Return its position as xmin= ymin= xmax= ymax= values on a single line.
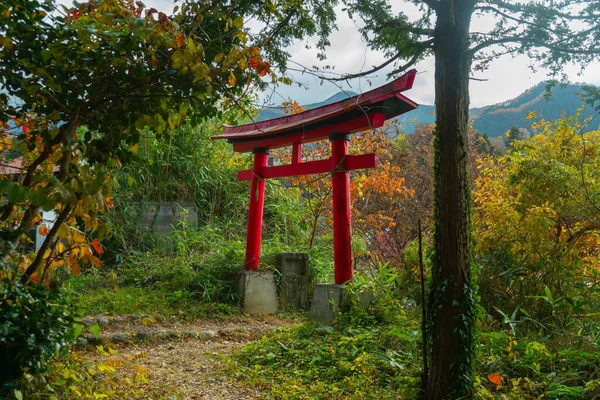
xmin=0 ymin=279 xmax=80 ymax=384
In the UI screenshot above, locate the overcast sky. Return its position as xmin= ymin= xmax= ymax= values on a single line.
xmin=58 ymin=0 xmax=600 ymax=108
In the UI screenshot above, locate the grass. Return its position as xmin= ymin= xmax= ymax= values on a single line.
xmin=226 ymin=295 xmax=424 ymax=400
xmin=61 ymin=253 xmax=243 ymax=319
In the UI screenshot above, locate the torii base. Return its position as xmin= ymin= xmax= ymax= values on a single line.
xmin=309 ymin=284 xmax=376 ymax=326
xmin=237 ymin=271 xmax=279 ymax=314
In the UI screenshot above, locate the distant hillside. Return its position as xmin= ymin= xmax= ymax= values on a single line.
xmin=258 ymin=90 xmax=358 ymax=120
xmin=259 ymin=83 xmax=598 ymax=138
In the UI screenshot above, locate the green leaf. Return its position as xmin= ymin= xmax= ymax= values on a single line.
xmin=171 ymin=50 xmax=185 ymax=69
xmin=544 ymin=286 xmax=554 ymax=302
xmin=30 ymin=190 xmax=49 ymax=207
xmin=7 ymin=182 xmax=28 ymax=203
xmin=89 ymin=323 xmax=101 ymax=340
xmin=14 ymin=389 xmax=23 ymax=400
xmin=41 ymin=49 xmax=52 ymax=63
xmin=73 ymin=323 xmax=84 ymax=339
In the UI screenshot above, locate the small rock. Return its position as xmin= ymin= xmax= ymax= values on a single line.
xmin=95 ymin=316 xmax=110 ymax=326
xmin=110 ymin=332 xmax=129 ymax=343
xmin=112 ymin=316 xmax=125 ymax=323
xmin=80 ymin=318 xmax=94 ymax=326
xmin=74 ymin=337 xmax=88 ymax=347
xmin=202 ymin=330 xmax=218 ymax=338
xmin=218 ymin=329 xmax=231 ymax=336
xmin=154 ymin=329 xmax=167 ymax=339
xmin=166 ymin=330 xmax=179 ymax=338
xmin=135 ymin=330 xmax=152 ymax=340
xmin=184 ymin=330 xmax=198 ymax=338
xmin=86 ymin=334 xmax=106 ymax=345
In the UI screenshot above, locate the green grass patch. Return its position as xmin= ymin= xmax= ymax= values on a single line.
xmin=65 ymin=284 xmax=240 ymax=319
xmin=226 ymin=296 xmax=423 ymax=399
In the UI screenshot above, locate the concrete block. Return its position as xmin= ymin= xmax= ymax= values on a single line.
xmin=275 ymin=253 xmax=308 ymax=275
xmin=237 ymin=270 xmax=279 ymax=314
xmin=309 ymin=284 xmax=349 ymax=325
xmin=140 ymin=203 xmax=198 ymax=235
xmin=276 ymin=253 xmax=309 ymax=310
xmin=358 ymin=290 xmax=375 ymax=311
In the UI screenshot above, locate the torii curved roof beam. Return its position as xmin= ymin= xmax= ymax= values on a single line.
xmin=211 ymin=69 xmax=418 ymax=153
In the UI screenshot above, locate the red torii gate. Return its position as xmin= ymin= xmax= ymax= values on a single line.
xmin=212 ymin=70 xmax=418 ymax=285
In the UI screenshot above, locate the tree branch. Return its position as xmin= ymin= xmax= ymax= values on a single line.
xmin=325 ymin=38 xmax=433 ymax=82
xmin=377 ymin=19 xmax=434 ymax=36
xmin=420 ymin=0 xmax=440 ymax=12
xmin=469 ymin=35 xmax=600 ymax=56
xmin=21 ymin=203 xmax=73 ymax=284
xmin=388 ymin=54 xmax=422 ymax=76
xmin=326 ymin=53 xmax=402 ymax=81
xmin=474 ymin=5 xmax=559 ymax=34
xmin=263 ymin=10 xmax=297 ymax=45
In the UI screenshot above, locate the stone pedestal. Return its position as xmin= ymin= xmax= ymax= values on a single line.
xmin=309 ymin=284 xmax=376 ymax=325
xmin=237 ymin=271 xmax=278 ymax=314
xmin=276 ymin=253 xmax=309 ymax=310
xmin=309 ymin=284 xmax=349 ymax=325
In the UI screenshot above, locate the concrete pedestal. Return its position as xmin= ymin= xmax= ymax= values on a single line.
xmin=309 ymin=284 xmax=350 ymax=325
xmin=276 ymin=253 xmax=309 ymax=310
xmin=309 ymin=284 xmax=376 ymax=325
xmin=237 ymin=271 xmax=278 ymax=314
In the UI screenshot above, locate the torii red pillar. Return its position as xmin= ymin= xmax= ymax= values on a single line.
xmin=330 ymin=133 xmax=353 ymax=284
xmin=245 ymin=148 xmax=269 ymax=270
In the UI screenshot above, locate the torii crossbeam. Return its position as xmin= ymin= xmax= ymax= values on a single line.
xmin=212 ymin=69 xmax=419 ymax=284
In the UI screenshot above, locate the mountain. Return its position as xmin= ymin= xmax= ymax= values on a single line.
xmin=258 ymin=83 xmax=598 ymax=138
xmin=258 ymin=90 xmax=358 ymax=121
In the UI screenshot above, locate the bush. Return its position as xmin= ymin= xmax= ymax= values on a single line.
xmin=0 ymin=279 xmax=80 ymax=384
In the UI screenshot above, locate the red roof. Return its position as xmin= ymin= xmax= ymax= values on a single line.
xmin=212 ymin=69 xmax=418 ymax=152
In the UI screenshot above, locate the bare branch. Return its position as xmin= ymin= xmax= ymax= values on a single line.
xmin=325 ymin=53 xmax=402 ymax=81
xmin=388 ymin=54 xmax=421 ymax=76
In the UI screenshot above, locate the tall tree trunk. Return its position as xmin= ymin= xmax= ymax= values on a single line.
xmin=426 ymin=1 xmax=475 ymax=399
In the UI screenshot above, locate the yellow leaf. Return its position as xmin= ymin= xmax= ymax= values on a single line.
xmin=233 ymin=17 xmax=243 ymax=28
xmin=105 ymin=359 xmax=126 ymax=367
xmin=57 ymin=223 xmax=69 ymax=238
xmin=228 ymin=71 xmax=236 ymax=86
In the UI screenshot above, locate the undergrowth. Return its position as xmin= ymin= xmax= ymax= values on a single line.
xmin=3 ymin=345 xmax=183 ymax=400
xmin=225 ymin=263 xmax=600 ymax=400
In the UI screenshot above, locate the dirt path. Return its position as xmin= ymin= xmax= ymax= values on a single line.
xmin=76 ymin=315 xmax=297 ymax=399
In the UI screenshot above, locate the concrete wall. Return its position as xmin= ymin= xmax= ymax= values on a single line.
xmin=138 ymin=203 xmax=198 ymax=235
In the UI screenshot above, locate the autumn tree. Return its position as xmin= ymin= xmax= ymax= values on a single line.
xmin=0 ymin=0 xmax=338 ymax=285
xmin=474 ymin=114 xmax=600 ymax=331
xmin=321 ymin=1 xmax=600 ymax=396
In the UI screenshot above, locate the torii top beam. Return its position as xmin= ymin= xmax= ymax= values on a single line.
xmin=211 ymin=69 xmax=418 ymax=152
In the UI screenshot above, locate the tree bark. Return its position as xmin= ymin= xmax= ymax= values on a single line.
xmin=426 ymin=1 xmax=475 ymax=399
